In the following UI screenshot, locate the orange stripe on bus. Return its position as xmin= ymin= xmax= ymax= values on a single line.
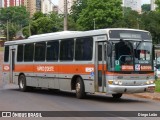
xmin=13 ymin=64 xmax=95 ymax=74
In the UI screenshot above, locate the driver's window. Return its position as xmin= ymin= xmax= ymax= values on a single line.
xmin=115 ymin=40 xmax=132 ymax=65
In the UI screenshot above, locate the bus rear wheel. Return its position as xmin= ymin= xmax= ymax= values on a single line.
xmin=75 ymin=77 xmax=85 ymax=99
xmin=112 ymin=93 xmax=122 ymax=99
xmin=19 ymin=74 xmax=28 ymax=92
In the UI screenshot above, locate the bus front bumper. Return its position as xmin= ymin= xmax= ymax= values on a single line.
xmin=107 ymin=84 xmax=155 ymax=94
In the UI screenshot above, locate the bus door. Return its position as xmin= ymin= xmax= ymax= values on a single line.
xmin=95 ymin=42 xmax=106 ymax=92
xmin=9 ymin=48 xmax=15 ymax=83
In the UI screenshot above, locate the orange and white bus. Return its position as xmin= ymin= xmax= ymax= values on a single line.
xmin=3 ymin=28 xmax=155 ymax=99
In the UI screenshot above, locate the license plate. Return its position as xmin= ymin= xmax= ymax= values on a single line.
xmin=146 ymin=86 xmax=155 ymax=93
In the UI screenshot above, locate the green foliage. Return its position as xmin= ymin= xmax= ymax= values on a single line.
xmin=155 ymin=0 xmax=160 ymax=11
xmin=155 ymin=80 xmax=160 ymax=92
xmin=141 ymin=11 xmax=160 ymax=44
xmin=70 ymin=0 xmax=88 ymax=22
xmin=141 ymin=4 xmax=151 ymax=13
xmin=32 ymin=11 xmax=45 ymax=21
xmin=3 ymin=22 xmax=17 ymax=40
xmin=22 ymin=11 xmax=63 ymax=37
xmin=76 ymin=0 xmax=122 ymax=30
xmin=31 ymin=17 xmax=55 ymax=34
xmin=22 ymin=26 xmax=30 ymax=38
xmin=112 ymin=8 xmax=140 ymax=29
xmin=0 ymin=6 xmax=29 ymax=40
xmin=0 ymin=6 xmax=29 ymax=26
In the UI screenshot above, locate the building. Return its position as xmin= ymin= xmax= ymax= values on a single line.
xmin=123 ymin=0 xmax=141 ymax=13
xmin=4 ymin=0 xmax=24 ymax=7
xmin=41 ymin=0 xmax=53 ymax=14
xmin=24 ymin=0 xmax=53 ymax=17
xmin=0 ymin=0 xmax=4 ymax=8
xmin=24 ymin=0 xmax=36 ymax=17
xmin=58 ymin=0 xmax=76 ymax=14
xmin=151 ymin=0 xmax=157 ymax=11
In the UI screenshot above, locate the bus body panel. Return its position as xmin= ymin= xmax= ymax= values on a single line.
xmin=3 ymin=28 xmax=155 ymax=97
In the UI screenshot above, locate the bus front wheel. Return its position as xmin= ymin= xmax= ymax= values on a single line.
xmin=18 ymin=74 xmax=28 ymax=92
xmin=112 ymin=93 xmax=122 ymax=99
xmin=75 ymin=77 xmax=85 ymax=99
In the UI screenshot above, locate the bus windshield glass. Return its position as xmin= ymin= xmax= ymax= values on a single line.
xmin=108 ymin=40 xmax=153 ymax=71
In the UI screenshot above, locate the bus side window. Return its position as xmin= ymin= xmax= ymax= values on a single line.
xmin=75 ymin=37 xmax=93 ymax=61
xmin=17 ymin=45 xmax=24 ymax=62
xmin=4 ymin=46 xmax=9 ymax=62
xmin=60 ymin=39 xmax=74 ymax=61
xmin=35 ymin=42 xmax=46 ymax=61
xmin=24 ymin=43 xmax=34 ymax=62
xmin=46 ymin=41 xmax=59 ymax=61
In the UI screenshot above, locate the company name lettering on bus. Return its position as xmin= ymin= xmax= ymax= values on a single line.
xmin=37 ymin=66 xmax=54 ymax=72
xmin=85 ymin=67 xmax=94 ymax=72
xmin=141 ymin=66 xmax=152 ymax=70
xmin=3 ymin=65 xmax=10 ymax=71
xmin=122 ymin=65 xmax=133 ymax=70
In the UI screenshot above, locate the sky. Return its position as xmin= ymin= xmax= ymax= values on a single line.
xmin=142 ymin=0 xmax=150 ymax=5
xmin=52 ymin=0 xmax=151 ymax=5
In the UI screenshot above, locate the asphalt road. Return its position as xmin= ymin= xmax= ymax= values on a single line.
xmin=0 ymin=83 xmax=160 ymax=120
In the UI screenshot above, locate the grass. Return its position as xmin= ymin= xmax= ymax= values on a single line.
xmin=155 ymin=80 xmax=160 ymax=92
xmin=0 ymin=47 xmax=4 ymax=51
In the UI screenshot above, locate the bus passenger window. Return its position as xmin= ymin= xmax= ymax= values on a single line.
xmin=35 ymin=42 xmax=46 ymax=61
xmin=46 ymin=41 xmax=59 ymax=61
xmin=17 ymin=45 xmax=24 ymax=62
xmin=4 ymin=46 xmax=9 ymax=62
xmin=60 ymin=39 xmax=74 ymax=61
xmin=24 ymin=43 xmax=34 ymax=62
xmin=75 ymin=37 xmax=93 ymax=61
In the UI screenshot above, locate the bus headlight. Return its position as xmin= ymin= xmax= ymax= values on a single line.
xmin=150 ymin=80 xmax=154 ymax=84
xmin=114 ymin=80 xmax=119 ymax=85
xmin=146 ymin=80 xmax=155 ymax=85
xmin=113 ymin=80 xmax=122 ymax=85
xmin=118 ymin=81 xmax=123 ymax=85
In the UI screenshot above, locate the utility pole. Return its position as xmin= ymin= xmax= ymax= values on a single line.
xmin=93 ymin=19 xmax=96 ymax=30
xmin=7 ymin=20 xmax=9 ymax=41
xmin=64 ymin=0 xmax=68 ymax=31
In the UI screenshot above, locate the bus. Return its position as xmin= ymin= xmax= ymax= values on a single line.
xmin=3 ymin=28 xmax=155 ymax=99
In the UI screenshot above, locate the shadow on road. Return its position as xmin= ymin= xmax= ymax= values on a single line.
xmin=7 ymin=87 xmax=149 ymax=104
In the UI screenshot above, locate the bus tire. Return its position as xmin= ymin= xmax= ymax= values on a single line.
xmin=18 ymin=74 xmax=28 ymax=92
xmin=112 ymin=93 xmax=122 ymax=99
xmin=75 ymin=77 xmax=85 ymax=99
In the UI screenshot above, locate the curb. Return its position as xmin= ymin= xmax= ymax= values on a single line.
xmin=131 ymin=93 xmax=160 ymax=101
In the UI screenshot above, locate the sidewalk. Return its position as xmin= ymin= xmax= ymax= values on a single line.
xmin=129 ymin=92 xmax=160 ymax=101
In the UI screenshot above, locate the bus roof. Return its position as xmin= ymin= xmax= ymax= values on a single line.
xmin=4 ymin=28 xmax=149 ymax=46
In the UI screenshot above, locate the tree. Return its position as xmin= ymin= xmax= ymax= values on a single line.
xmin=32 ymin=11 xmax=44 ymax=21
xmin=0 ymin=6 xmax=29 ymax=27
xmin=76 ymin=0 xmax=122 ymax=30
xmin=3 ymin=23 xmax=17 ymax=40
xmin=155 ymin=0 xmax=160 ymax=11
xmin=70 ymin=0 xmax=88 ymax=22
xmin=141 ymin=4 xmax=151 ymax=13
xmin=0 ymin=6 xmax=29 ymax=40
xmin=23 ymin=12 xmax=63 ymax=37
xmin=112 ymin=8 xmax=140 ymax=29
xmin=141 ymin=11 xmax=160 ymax=44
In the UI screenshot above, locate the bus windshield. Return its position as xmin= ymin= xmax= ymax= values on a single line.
xmin=108 ymin=40 xmax=153 ymax=71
